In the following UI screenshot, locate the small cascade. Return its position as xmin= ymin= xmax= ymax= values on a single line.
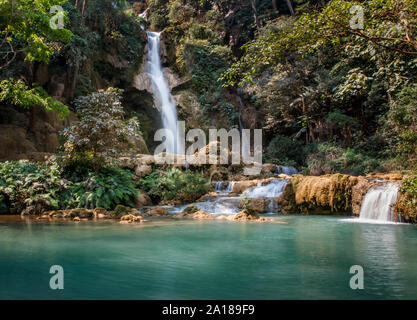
xmin=275 ymin=165 xmax=298 ymax=176
xmin=242 ymin=179 xmax=289 ymax=199
xmin=195 ymin=197 xmax=241 ymax=215
xmin=138 ymin=9 xmax=148 ymax=30
xmin=146 ymin=31 xmax=183 ymax=154
xmin=359 ymin=183 xmax=400 ymax=222
xmin=214 ymin=182 xmax=223 ymax=192
xmin=214 ymin=181 xmax=235 ymax=194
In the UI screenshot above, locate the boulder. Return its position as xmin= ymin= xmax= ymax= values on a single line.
xmin=111 ymin=205 xmax=131 ymax=219
xmin=233 ymin=210 xmax=260 ymax=221
xmin=135 ymin=164 xmax=152 ymax=177
xmin=197 ymin=192 xmax=219 ymax=202
xmin=240 ymin=198 xmax=267 ymax=213
xmin=120 ymin=214 xmax=143 ymax=223
xmin=189 ymin=210 xmax=215 ymax=220
xmin=183 ymin=204 xmax=199 ymax=214
xmin=173 ymin=210 xmax=214 ymax=219
xmin=68 ymin=208 xmax=94 ymax=219
xmin=149 ymin=206 xmax=168 ymax=216
xmin=93 ymin=207 xmax=110 ymax=219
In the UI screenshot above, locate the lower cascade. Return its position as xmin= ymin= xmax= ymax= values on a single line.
xmin=359 ymin=183 xmax=400 ymax=222
xmin=242 ymin=179 xmax=289 ymax=199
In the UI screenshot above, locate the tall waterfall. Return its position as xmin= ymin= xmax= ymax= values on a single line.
xmin=146 ymin=31 xmax=182 ymax=154
xmin=359 ymin=183 xmax=399 ymax=222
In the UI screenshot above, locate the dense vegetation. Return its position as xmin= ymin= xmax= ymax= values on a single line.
xmin=139 ymin=168 xmax=210 ymax=203
xmin=0 ymin=0 xmax=416 ymax=216
xmin=0 ymin=160 xmax=138 ymax=213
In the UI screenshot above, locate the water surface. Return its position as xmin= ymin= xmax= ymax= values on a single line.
xmin=0 ymin=215 xmax=416 ymax=299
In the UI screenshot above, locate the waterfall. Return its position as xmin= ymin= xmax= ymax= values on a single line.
xmin=214 ymin=181 xmax=236 ymax=194
xmin=146 ymin=31 xmax=182 ymax=154
xmin=242 ymin=179 xmax=289 ymax=199
xmin=359 ymin=183 xmax=399 ymax=222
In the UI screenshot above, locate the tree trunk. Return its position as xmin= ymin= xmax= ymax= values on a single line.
xmin=285 ymin=0 xmax=295 ymax=16
xmin=64 ymin=63 xmax=79 ymax=100
xmin=82 ymin=0 xmax=88 ymax=16
xmin=250 ymin=0 xmax=261 ymax=29
xmin=272 ymin=0 xmax=278 ymax=12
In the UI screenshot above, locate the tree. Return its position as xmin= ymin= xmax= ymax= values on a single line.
xmin=0 ymin=78 xmax=69 ymax=118
xmin=0 ymin=0 xmax=72 ymax=68
xmin=0 ymin=0 xmax=72 ymax=119
xmin=61 ymin=88 xmax=141 ymax=170
xmin=221 ymin=0 xmax=417 ymax=86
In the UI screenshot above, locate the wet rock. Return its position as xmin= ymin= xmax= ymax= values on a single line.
xmin=233 ymin=209 xmax=260 ymax=221
xmin=93 ymin=207 xmax=109 ymax=219
xmin=149 ymin=206 xmax=168 ymax=216
xmin=197 ymin=192 xmax=220 ymax=202
xmin=261 ymin=163 xmax=276 ymax=175
xmin=73 ymin=217 xmax=80 ymax=222
xmin=111 ymin=205 xmax=131 ymax=219
xmin=189 ymin=210 xmax=215 ymax=219
xmin=183 ymin=204 xmax=199 ymax=214
xmin=120 ymin=214 xmax=143 ymax=223
xmin=47 ymin=210 xmax=65 ymax=218
xmin=239 ymin=198 xmax=267 ymax=213
xmin=173 ymin=210 xmax=214 ymax=219
xmin=68 ymin=208 xmax=94 ymax=219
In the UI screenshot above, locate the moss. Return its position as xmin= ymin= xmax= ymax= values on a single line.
xmin=286 ymin=174 xmax=359 ymax=213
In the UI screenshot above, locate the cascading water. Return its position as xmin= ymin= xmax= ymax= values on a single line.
xmin=359 ymin=183 xmax=400 ymax=222
xmin=214 ymin=181 xmax=236 ymax=194
xmin=242 ymin=179 xmax=289 ymax=199
xmin=275 ymin=165 xmax=298 ymax=176
xmin=241 ymin=179 xmax=290 ymax=213
xmin=146 ymin=31 xmax=182 ymax=154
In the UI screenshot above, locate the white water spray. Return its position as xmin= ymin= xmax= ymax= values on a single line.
xmin=359 ymin=183 xmax=399 ymax=222
xmin=242 ymin=179 xmax=289 ymax=199
xmin=146 ymin=31 xmax=182 ymax=154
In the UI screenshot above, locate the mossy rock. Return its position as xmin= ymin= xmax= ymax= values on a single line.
xmin=111 ymin=205 xmax=131 ymax=219
xmin=183 ymin=204 xmax=199 ymax=214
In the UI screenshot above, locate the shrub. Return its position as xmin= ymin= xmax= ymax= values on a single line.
xmin=0 ymin=160 xmax=139 ymax=213
xmin=384 ymin=84 xmax=417 ymax=169
xmin=139 ymin=168 xmax=210 ymax=203
xmin=66 ymin=166 xmax=138 ymax=210
xmin=0 ymin=161 xmax=68 ymax=214
xmin=395 ymin=176 xmax=417 ymax=223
